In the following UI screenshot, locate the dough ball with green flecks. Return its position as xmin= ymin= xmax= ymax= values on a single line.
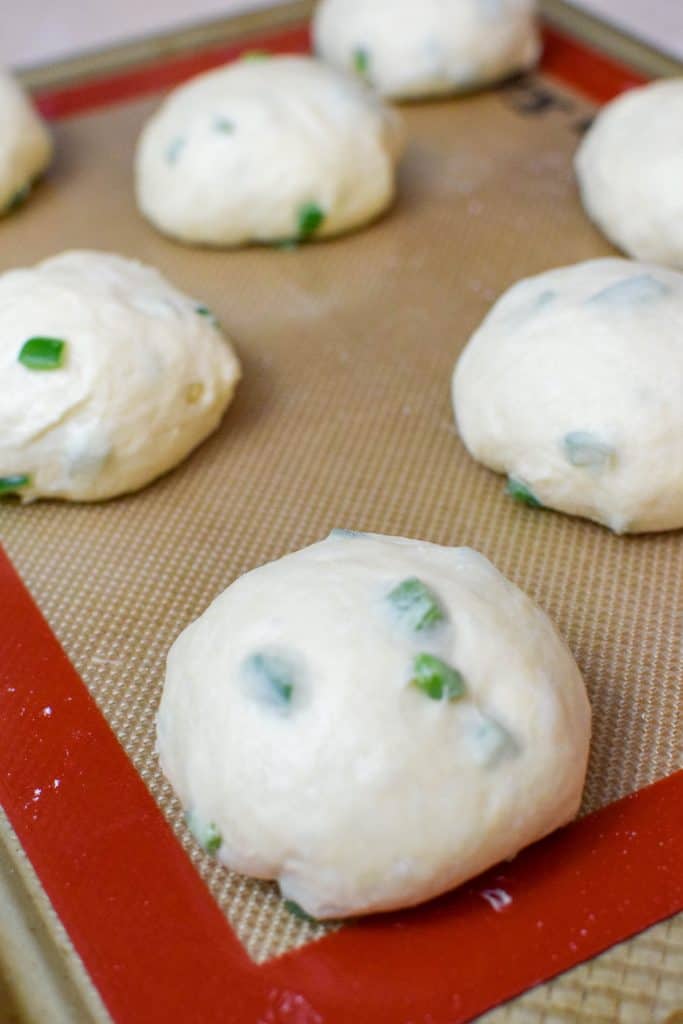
xmin=135 ymin=55 xmax=404 ymax=247
xmin=313 ymin=0 xmax=540 ymax=101
xmin=157 ymin=531 xmax=590 ymax=919
xmin=0 ymin=250 xmax=240 ymax=502
xmin=453 ymin=258 xmax=683 ymax=533
xmin=0 ymin=67 xmax=52 ymax=215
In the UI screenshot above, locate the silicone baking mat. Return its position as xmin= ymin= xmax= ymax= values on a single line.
xmin=1 ymin=5 xmax=681 ymax=1022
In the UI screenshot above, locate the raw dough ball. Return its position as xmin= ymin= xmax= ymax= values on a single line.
xmin=135 ymin=55 xmax=404 ymax=247
xmin=313 ymin=0 xmax=540 ymax=100
xmin=0 ymin=68 xmax=52 ymax=215
xmin=453 ymin=258 xmax=683 ymax=533
xmin=157 ymin=531 xmax=590 ymax=919
xmin=576 ymin=80 xmax=683 ymax=270
xmin=0 ymin=250 xmax=240 ymax=502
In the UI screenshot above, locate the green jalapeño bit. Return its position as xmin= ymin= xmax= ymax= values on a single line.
xmin=563 ymin=431 xmax=615 ymax=469
xmin=18 ymin=336 xmax=66 ymax=370
xmin=589 ymin=273 xmax=669 ymax=306
xmin=470 ymin=714 xmax=518 ymax=768
xmin=195 ymin=304 xmax=220 ymax=326
xmin=0 ymin=475 xmax=30 ymax=495
xmin=353 ymin=47 xmax=370 ymax=76
xmin=166 ymin=137 xmax=185 ymax=164
xmin=202 ymin=822 xmax=223 ymax=855
xmin=283 ymin=899 xmax=318 ymax=923
xmin=411 ymin=653 xmax=466 ymax=702
xmin=297 ymin=202 xmax=325 ymax=241
xmin=387 ymin=577 xmax=445 ymax=631
xmin=185 ymin=811 xmax=223 ymax=855
xmin=244 ymin=652 xmax=295 ymax=708
xmin=505 ymin=476 xmax=543 ymax=509
xmin=213 ymin=116 xmax=235 ymax=134
xmin=6 ymin=184 xmax=30 ymax=214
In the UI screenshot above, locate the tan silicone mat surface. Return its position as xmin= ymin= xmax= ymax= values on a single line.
xmin=0 ymin=67 xmax=681 ymax=1018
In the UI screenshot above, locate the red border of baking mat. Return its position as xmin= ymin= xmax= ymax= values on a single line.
xmin=32 ymin=23 xmax=646 ymax=120
xmin=2 ymin=21 xmax=679 ymax=1024
xmin=2 ymin=545 xmax=681 ymax=1024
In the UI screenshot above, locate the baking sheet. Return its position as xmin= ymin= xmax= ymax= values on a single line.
xmin=0 ymin=35 xmax=681 ymax=1023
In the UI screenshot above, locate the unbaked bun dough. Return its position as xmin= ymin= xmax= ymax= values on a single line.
xmin=0 ymin=250 xmax=240 ymax=502
xmin=135 ymin=55 xmax=404 ymax=247
xmin=157 ymin=531 xmax=590 ymax=919
xmin=313 ymin=0 xmax=540 ymax=100
xmin=576 ymin=80 xmax=683 ymax=270
xmin=0 ymin=67 xmax=52 ymax=214
xmin=453 ymin=258 xmax=683 ymax=533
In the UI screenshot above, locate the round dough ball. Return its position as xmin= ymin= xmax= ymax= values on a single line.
xmin=576 ymin=80 xmax=683 ymax=270
xmin=313 ymin=0 xmax=540 ymax=101
xmin=0 ymin=250 xmax=240 ymax=502
xmin=157 ymin=531 xmax=590 ymax=919
xmin=453 ymin=258 xmax=683 ymax=533
xmin=135 ymin=55 xmax=404 ymax=247
xmin=0 ymin=67 xmax=52 ymax=214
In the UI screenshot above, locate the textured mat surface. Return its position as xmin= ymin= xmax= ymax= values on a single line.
xmin=0 ymin=66 xmax=680 ymax=1017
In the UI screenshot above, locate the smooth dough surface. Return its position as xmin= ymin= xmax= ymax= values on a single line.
xmin=453 ymin=258 xmax=683 ymax=533
xmin=576 ymin=80 xmax=683 ymax=270
xmin=313 ymin=0 xmax=540 ymax=100
xmin=0 ymin=250 xmax=240 ymax=502
xmin=157 ymin=532 xmax=590 ymax=919
xmin=0 ymin=68 xmax=52 ymax=214
xmin=135 ymin=56 xmax=404 ymax=247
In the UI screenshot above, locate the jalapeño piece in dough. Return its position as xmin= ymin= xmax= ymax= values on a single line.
xmin=353 ymin=48 xmax=370 ymax=77
xmin=411 ymin=653 xmax=466 ymax=702
xmin=297 ymin=202 xmax=325 ymax=241
xmin=243 ymin=652 xmax=296 ymax=709
xmin=0 ymin=474 xmax=30 ymax=495
xmin=387 ymin=577 xmax=445 ymax=632
xmin=185 ymin=811 xmax=223 ymax=854
xmin=505 ymin=477 xmax=543 ymax=509
xmin=563 ymin=432 xmax=616 ymax=470
xmin=18 ymin=336 xmax=66 ymax=370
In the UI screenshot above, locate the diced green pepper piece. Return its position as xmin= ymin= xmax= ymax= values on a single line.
xmin=469 ymin=713 xmax=518 ymax=768
xmin=241 ymin=50 xmax=270 ymax=61
xmin=563 ymin=431 xmax=615 ymax=469
xmin=505 ymin=477 xmax=543 ymax=509
xmin=387 ymin=577 xmax=445 ymax=632
xmin=297 ymin=202 xmax=325 ymax=241
xmin=213 ymin=116 xmax=235 ymax=134
xmin=411 ymin=653 xmax=466 ymax=702
xmin=203 ymin=823 xmax=222 ymax=855
xmin=535 ymin=289 xmax=555 ymax=309
xmin=5 ymin=184 xmax=30 ymax=214
xmin=243 ymin=652 xmax=295 ymax=708
xmin=353 ymin=47 xmax=370 ymax=76
xmin=588 ymin=273 xmax=669 ymax=306
xmin=166 ymin=137 xmax=185 ymax=164
xmin=195 ymin=304 xmax=220 ymax=328
xmin=0 ymin=475 xmax=30 ymax=495
xmin=18 ymin=336 xmax=66 ymax=371
xmin=283 ymin=898 xmax=318 ymax=922
xmin=185 ymin=811 xmax=223 ymax=854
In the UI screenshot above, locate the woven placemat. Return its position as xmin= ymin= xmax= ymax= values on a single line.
xmin=0 ymin=67 xmax=680 ymax=1018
